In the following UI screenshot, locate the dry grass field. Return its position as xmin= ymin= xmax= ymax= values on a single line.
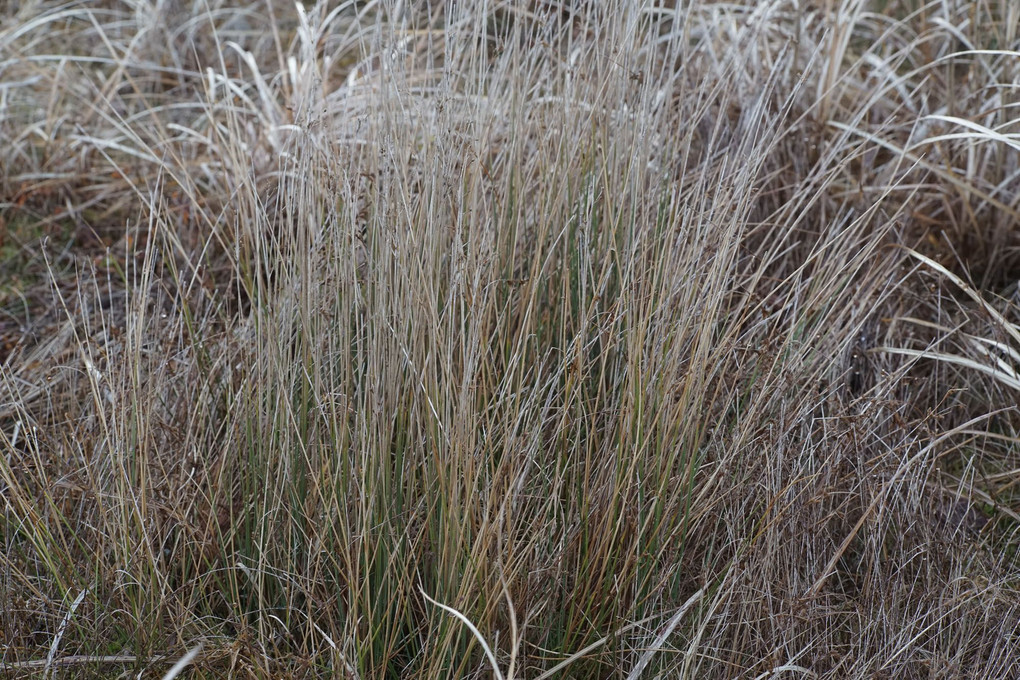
xmin=1 ymin=0 xmax=1019 ymax=677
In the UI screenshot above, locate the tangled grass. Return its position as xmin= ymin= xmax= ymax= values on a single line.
xmin=1 ymin=0 xmax=1019 ymax=677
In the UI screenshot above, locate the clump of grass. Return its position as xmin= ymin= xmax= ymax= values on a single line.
xmin=1 ymin=0 xmax=1019 ymax=677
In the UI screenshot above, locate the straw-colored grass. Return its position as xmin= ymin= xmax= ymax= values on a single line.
xmin=1 ymin=0 xmax=1018 ymax=677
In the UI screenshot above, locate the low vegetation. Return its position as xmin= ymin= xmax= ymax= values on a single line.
xmin=1 ymin=0 xmax=1018 ymax=677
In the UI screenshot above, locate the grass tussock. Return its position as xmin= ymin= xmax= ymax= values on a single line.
xmin=1 ymin=0 xmax=1019 ymax=677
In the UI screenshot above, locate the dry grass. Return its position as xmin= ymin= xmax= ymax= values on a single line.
xmin=1 ymin=0 xmax=1019 ymax=677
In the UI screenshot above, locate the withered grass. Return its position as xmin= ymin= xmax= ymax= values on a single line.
xmin=1 ymin=1 xmax=1019 ymax=677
